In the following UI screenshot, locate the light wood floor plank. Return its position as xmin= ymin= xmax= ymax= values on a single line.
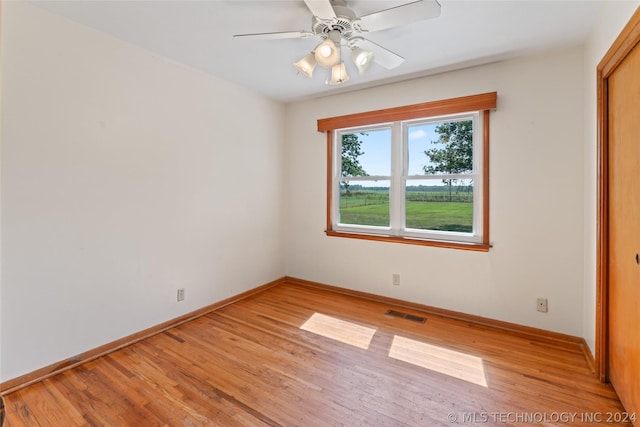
xmin=2 ymin=282 xmax=631 ymax=426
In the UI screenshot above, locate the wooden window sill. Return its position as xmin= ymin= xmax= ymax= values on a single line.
xmin=325 ymin=229 xmax=491 ymax=252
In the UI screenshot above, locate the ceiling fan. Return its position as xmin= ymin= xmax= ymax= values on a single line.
xmin=233 ymin=0 xmax=441 ymax=85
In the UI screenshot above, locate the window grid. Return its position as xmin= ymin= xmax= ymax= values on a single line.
xmin=334 ymin=113 xmax=481 ymax=243
xmin=320 ymin=92 xmax=496 ymax=251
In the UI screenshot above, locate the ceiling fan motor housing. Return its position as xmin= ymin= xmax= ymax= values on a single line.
xmin=312 ymin=4 xmax=357 ymax=41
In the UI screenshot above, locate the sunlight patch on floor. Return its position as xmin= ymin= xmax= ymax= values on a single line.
xmin=300 ymin=313 xmax=377 ymax=350
xmin=389 ymin=335 xmax=488 ymax=387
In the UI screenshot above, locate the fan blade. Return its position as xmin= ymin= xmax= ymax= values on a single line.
xmin=233 ymin=31 xmax=313 ymax=40
xmin=358 ymin=38 xmax=405 ymax=69
xmin=357 ymin=0 xmax=441 ymax=33
xmin=303 ymin=0 xmax=336 ymax=19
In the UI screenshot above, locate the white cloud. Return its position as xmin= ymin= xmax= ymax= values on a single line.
xmin=409 ymin=129 xmax=427 ymax=139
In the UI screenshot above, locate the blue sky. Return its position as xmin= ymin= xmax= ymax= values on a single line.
xmin=350 ymin=122 xmax=443 ymax=182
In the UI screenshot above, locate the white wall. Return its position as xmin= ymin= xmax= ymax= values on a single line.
xmin=285 ymin=48 xmax=586 ymax=336
xmin=0 ymin=2 xmax=286 ymax=381
xmin=582 ymin=2 xmax=639 ymax=354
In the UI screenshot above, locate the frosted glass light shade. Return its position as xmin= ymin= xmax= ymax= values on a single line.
xmin=329 ymin=62 xmax=349 ymax=85
xmin=293 ymin=52 xmax=317 ymax=78
xmin=351 ymin=47 xmax=374 ymax=75
xmin=314 ymin=39 xmax=340 ymax=68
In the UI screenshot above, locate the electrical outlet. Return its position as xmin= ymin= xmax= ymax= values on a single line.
xmin=392 ymin=274 xmax=400 ymax=286
xmin=177 ymin=288 xmax=185 ymax=302
xmin=536 ymin=297 xmax=548 ymax=313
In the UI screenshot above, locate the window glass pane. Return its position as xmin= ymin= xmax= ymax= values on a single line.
xmin=339 ymin=180 xmax=390 ymax=227
xmin=405 ymin=179 xmax=473 ymax=232
xmin=341 ymin=129 xmax=391 ymax=178
xmin=408 ymin=120 xmax=473 ymax=176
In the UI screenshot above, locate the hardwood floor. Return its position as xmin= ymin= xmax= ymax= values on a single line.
xmin=2 ymin=283 xmax=631 ymax=426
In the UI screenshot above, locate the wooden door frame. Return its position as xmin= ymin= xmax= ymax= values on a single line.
xmin=596 ymin=7 xmax=640 ymax=382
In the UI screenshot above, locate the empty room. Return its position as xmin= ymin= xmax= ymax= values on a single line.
xmin=1 ymin=0 xmax=639 ymax=425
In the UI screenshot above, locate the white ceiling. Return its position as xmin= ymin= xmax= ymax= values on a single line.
xmin=30 ymin=0 xmax=605 ymax=103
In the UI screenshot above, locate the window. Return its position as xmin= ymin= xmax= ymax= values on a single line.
xmin=318 ymin=92 xmax=496 ymax=251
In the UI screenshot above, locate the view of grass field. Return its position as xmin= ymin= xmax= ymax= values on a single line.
xmin=339 ymin=189 xmax=473 ymax=232
xmin=338 ymin=119 xmax=476 ymax=235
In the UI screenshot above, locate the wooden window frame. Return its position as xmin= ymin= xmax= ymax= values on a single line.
xmin=318 ymin=92 xmax=497 ymax=252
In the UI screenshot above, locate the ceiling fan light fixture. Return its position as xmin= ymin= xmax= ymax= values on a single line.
xmin=235 ymin=0 xmax=442 ymax=89
xmin=293 ymin=52 xmax=317 ymax=78
xmin=351 ymin=47 xmax=374 ymax=75
xmin=328 ymin=62 xmax=349 ymax=85
xmin=318 ymin=43 xmax=333 ymax=58
xmin=314 ymin=38 xmax=340 ymax=68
